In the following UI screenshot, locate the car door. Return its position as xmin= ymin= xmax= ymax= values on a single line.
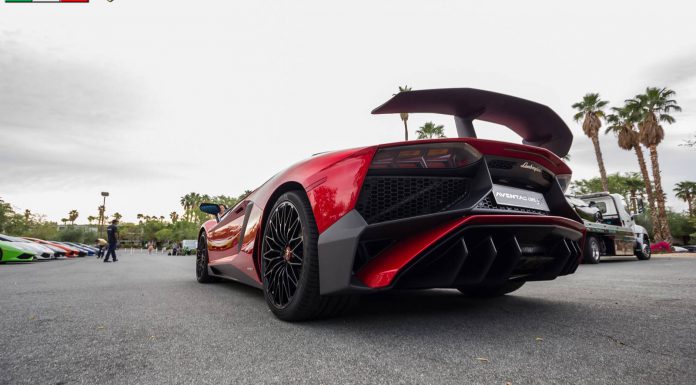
xmin=206 ymin=200 xmax=263 ymax=287
xmin=207 ymin=201 xmax=248 ymax=264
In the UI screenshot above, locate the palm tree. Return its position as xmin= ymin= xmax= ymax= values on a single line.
xmin=572 ymin=93 xmax=610 ymax=191
xmin=24 ymin=209 xmax=31 ymax=222
xmin=184 ymin=193 xmax=202 ymax=221
xmin=191 ymin=193 xmax=202 ymax=217
xmin=623 ymin=173 xmax=646 ymax=213
xmin=180 ymin=193 xmax=194 ymax=222
xmin=113 ymin=212 xmax=123 ymax=222
xmin=416 ymin=122 xmax=446 ymax=139
xmin=170 ymin=211 xmax=179 ymax=223
xmin=627 ymin=87 xmax=682 ymax=242
xmin=673 ymin=181 xmax=696 ymax=216
xmin=68 ymin=210 xmax=79 ymax=225
xmin=605 ymin=104 xmax=658 ymax=231
xmin=137 ymin=213 xmax=144 ymax=224
xmin=397 ymin=85 xmax=412 ymax=140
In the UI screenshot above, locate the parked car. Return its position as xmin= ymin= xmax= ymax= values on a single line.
xmin=0 ymin=234 xmax=54 ymax=260
xmin=0 ymin=240 xmax=35 ymax=263
xmin=195 ymin=88 xmax=585 ymax=321
xmin=62 ymin=242 xmax=96 ymax=256
xmin=51 ymin=242 xmax=86 ymax=257
xmin=77 ymin=243 xmax=100 ymax=254
xmin=22 ymin=237 xmax=77 ymax=258
xmin=682 ymin=245 xmax=696 ymax=253
xmin=35 ymin=242 xmax=68 ymax=258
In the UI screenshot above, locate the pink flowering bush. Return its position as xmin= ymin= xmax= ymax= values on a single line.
xmin=650 ymin=241 xmax=671 ymax=254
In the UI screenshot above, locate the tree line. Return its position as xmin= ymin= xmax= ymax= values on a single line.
xmin=0 ymin=191 xmax=250 ymax=247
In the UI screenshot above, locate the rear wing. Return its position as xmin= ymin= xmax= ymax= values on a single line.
xmin=371 ymin=88 xmax=572 ymax=157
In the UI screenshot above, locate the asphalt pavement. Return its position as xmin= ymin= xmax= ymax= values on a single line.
xmin=1 ymin=251 xmax=695 ymax=385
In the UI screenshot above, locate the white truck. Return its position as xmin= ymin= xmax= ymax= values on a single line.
xmin=566 ymin=192 xmax=651 ymax=264
xmin=181 ymin=239 xmax=198 ymax=255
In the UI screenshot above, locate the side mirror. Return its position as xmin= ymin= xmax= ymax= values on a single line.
xmin=199 ymin=203 xmax=221 ymax=216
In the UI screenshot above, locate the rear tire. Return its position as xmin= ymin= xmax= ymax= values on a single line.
xmin=457 ymin=281 xmax=525 ymax=298
xmin=261 ymin=191 xmax=353 ymax=321
xmin=196 ymin=234 xmax=217 ymax=283
xmin=635 ymin=237 xmax=651 ymax=260
xmin=583 ymin=236 xmax=601 ymax=264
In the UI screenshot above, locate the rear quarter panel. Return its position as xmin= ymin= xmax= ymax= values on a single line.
xmin=201 ymin=146 xmax=374 ymax=283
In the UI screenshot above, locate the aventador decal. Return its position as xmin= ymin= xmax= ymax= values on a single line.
xmin=491 ymin=184 xmax=550 ymax=211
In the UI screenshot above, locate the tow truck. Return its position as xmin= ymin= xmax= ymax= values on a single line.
xmin=566 ymin=192 xmax=651 ymax=264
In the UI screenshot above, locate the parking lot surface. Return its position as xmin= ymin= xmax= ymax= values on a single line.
xmin=1 ymin=252 xmax=695 ymax=385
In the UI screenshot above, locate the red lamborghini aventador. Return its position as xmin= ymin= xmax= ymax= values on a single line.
xmin=196 ymin=88 xmax=585 ymax=321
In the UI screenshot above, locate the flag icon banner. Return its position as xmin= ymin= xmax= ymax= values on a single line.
xmin=6 ymin=0 xmax=89 ymax=2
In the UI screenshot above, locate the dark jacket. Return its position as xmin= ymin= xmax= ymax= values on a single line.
xmin=106 ymin=224 xmax=119 ymax=245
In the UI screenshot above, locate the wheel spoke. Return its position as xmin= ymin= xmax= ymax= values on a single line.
xmin=268 ymin=264 xmax=282 ymax=294
xmin=288 ymin=217 xmax=301 ymax=239
xmin=268 ymin=221 xmax=283 ymax=246
xmin=282 ymin=266 xmax=291 ymax=301
xmin=290 ymin=239 xmax=303 ymax=252
xmin=264 ymin=233 xmax=283 ymax=250
xmin=264 ymin=259 xmax=283 ymax=278
xmin=286 ymin=264 xmax=299 ymax=286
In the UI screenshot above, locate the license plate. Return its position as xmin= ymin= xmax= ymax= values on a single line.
xmin=491 ymin=184 xmax=549 ymax=211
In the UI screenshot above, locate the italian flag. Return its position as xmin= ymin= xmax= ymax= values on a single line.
xmin=6 ymin=0 xmax=89 ymax=2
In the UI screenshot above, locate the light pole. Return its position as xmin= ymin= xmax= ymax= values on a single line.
xmin=100 ymin=192 xmax=109 ymax=238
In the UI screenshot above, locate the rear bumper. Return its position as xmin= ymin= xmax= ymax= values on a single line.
xmin=317 ymin=210 xmax=584 ymax=294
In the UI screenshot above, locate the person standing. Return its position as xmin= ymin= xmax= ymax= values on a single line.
xmin=104 ymin=219 xmax=119 ymax=263
xmin=95 ymin=238 xmax=108 ymax=259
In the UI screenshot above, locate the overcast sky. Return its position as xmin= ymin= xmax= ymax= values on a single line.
xmin=1 ymin=0 xmax=695 ymax=223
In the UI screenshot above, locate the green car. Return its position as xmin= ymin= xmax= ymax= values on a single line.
xmin=0 ymin=240 xmax=35 ymax=263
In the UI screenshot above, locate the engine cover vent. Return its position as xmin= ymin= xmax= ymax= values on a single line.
xmin=356 ymin=176 xmax=468 ymax=224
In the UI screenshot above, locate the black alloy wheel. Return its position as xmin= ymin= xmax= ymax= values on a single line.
xmin=196 ymin=234 xmax=216 ymax=283
xmin=262 ymin=200 xmax=304 ymax=309
xmin=261 ymin=191 xmax=354 ymax=321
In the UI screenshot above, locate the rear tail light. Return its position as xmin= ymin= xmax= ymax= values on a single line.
xmin=370 ymin=143 xmax=482 ymax=169
xmin=557 ymin=174 xmax=572 ymax=193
